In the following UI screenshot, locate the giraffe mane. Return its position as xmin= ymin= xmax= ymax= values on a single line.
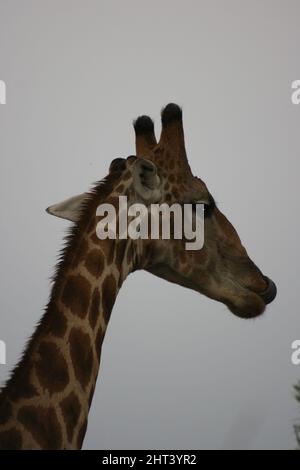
xmin=0 ymin=169 xmax=125 ymax=399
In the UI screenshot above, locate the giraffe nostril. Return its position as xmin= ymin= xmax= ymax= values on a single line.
xmin=260 ymin=277 xmax=277 ymax=304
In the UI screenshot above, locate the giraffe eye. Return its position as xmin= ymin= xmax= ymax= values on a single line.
xmin=192 ymin=201 xmax=214 ymax=218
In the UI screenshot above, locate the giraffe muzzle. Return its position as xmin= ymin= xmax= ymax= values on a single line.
xmin=259 ymin=276 xmax=277 ymax=304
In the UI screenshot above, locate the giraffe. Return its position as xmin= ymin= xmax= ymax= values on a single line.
xmin=0 ymin=103 xmax=277 ymax=449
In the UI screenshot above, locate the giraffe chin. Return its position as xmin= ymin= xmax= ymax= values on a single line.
xmin=225 ymin=295 xmax=267 ymax=319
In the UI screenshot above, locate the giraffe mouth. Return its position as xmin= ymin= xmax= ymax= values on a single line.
xmin=225 ymin=276 xmax=277 ymax=319
xmin=148 ymin=264 xmax=277 ymax=319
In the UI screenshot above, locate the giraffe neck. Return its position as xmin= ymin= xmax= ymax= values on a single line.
xmin=0 ymin=186 xmax=136 ymax=449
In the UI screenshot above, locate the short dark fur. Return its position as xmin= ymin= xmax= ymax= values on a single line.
xmin=133 ymin=115 xmax=154 ymax=135
xmin=161 ymin=103 xmax=182 ymax=126
xmin=109 ymin=158 xmax=127 ymax=173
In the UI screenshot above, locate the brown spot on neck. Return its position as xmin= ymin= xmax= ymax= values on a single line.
xmin=60 ymin=392 xmax=81 ymax=443
xmin=76 ymin=419 xmax=87 ymax=449
xmin=98 ymin=238 xmax=115 ymax=265
xmin=71 ymin=238 xmax=89 ymax=268
xmin=69 ymin=328 xmax=94 ymax=390
xmin=95 ymin=326 xmax=104 ymax=362
xmin=0 ymin=428 xmax=22 ymax=450
xmin=89 ymin=288 xmax=101 ymax=329
xmin=0 ymin=398 xmax=12 ymax=425
xmin=85 ymin=249 xmax=105 ymax=278
xmin=102 ymin=275 xmax=117 ymax=324
xmin=18 ymin=405 xmax=62 ymax=450
xmin=35 ymin=341 xmax=69 ymax=394
xmin=44 ymin=303 xmax=68 ymax=338
xmin=115 ymin=239 xmax=128 ymax=272
xmin=62 ymin=274 xmax=91 ymax=318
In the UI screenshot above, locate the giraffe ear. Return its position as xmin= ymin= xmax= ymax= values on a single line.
xmin=46 ymin=193 xmax=88 ymax=222
xmin=133 ymin=158 xmax=161 ymax=202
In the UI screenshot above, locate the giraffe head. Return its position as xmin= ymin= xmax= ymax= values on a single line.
xmin=47 ymin=103 xmax=276 ymax=319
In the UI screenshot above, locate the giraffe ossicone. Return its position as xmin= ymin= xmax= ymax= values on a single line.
xmin=0 ymin=103 xmax=277 ymax=449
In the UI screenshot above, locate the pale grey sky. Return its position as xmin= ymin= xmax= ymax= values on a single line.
xmin=0 ymin=0 xmax=299 ymax=449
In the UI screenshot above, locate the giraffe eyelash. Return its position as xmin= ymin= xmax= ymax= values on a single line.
xmin=192 ymin=200 xmax=215 ymax=218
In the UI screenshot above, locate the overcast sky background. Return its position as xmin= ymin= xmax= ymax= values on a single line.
xmin=0 ymin=0 xmax=300 ymax=449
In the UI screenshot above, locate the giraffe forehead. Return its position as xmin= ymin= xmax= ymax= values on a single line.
xmin=146 ymin=146 xmax=208 ymax=197
xmin=152 ymin=148 xmax=188 ymax=172
xmin=109 ymin=152 xmax=208 ymax=202
xmin=157 ymin=167 xmax=208 ymax=201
